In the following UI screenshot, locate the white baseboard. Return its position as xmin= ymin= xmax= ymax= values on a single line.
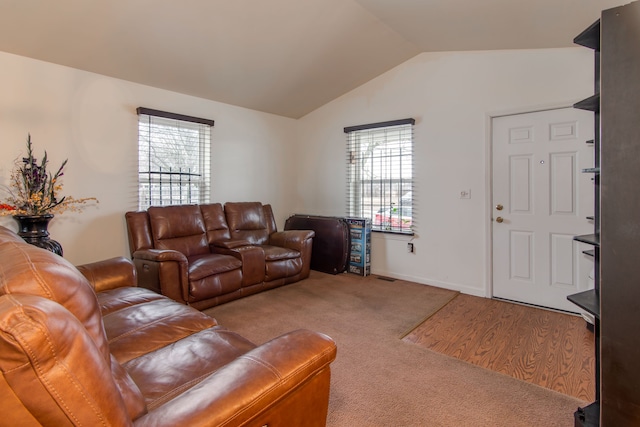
xmin=370 ymin=269 xmax=487 ymax=298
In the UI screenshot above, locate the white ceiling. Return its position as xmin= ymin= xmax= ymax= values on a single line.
xmin=0 ymin=0 xmax=629 ymax=118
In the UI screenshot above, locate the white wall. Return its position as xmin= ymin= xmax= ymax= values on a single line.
xmin=0 ymin=47 xmax=596 ymax=298
xmin=296 ymin=48 xmax=595 ymax=296
xmin=0 ymin=51 xmax=298 ymax=265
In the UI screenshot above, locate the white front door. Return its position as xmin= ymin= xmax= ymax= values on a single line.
xmin=492 ymin=108 xmax=594 ymax=312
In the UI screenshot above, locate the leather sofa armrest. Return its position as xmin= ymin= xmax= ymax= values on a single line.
xmin=132 ymin=248 xmax=187 ymax=263
xmin=211 ymin=239 xmax=252 ymax=249
xmin=131 ymin=249 xmax=190 ymax=303
xmin=213 ymin=245 xmax=266 ymax=286
xmin=133 ymin=329 xmax=336 ymax=427
xmin=269 ymin=230 xmax=315 ymax=251
xmin=77 ymin=257 xmax=137 ymax=293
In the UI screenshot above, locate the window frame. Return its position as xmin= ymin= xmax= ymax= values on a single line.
xmin=136 ymin=107 xmax=214 ymax=210
xmin=345 ymin=118 xmax=415 ymax=235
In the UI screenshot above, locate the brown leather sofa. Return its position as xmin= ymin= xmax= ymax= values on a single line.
xmin=125 ymin=202 xmax=314 ymax=310
xmin=0 ymin=225 xmax=336 ymax=426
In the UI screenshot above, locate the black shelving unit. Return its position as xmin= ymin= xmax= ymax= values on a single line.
xmin=569 ymin=3 xmax=640 ymax=424
xmin=598 ymin=2 xmax=640 ymax=424
xmin=568 ymin=18 xmax=601 ymax=427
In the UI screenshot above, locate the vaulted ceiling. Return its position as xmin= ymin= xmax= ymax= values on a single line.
xmin=0 ymin=0 xmax=628 ymax=118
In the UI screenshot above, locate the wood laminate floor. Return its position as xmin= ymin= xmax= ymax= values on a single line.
xmin=402 ymin=293 xmax=595 ymax=401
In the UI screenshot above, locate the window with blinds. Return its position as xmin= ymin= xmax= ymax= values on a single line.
xmin=345 ymin=118 xmax=415 ymax=234
xmin=137 ymin=107 xmax=213 ymax=210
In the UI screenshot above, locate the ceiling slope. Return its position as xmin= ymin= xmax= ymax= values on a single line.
xmin=0 ymin=0 xmax=629 ymax=118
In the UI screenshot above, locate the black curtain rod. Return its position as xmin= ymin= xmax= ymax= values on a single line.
xmin=344 ymin=118 xmax=414 ymax=133
xmin=137 ymin=107 xmax=215 ymax=126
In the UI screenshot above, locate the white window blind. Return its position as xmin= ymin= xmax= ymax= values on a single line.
xmin=345 ymin=119 xmax=415 ymax=234
xmin=137 ymin=107 xmax=213 ymax=210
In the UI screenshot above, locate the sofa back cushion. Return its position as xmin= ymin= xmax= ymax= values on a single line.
xmin=0 ymin=294 xmax=133 ymax=425
xmin=225 ymin=202 xmax=271 ymax=245
xmin=125 ymin=210 xmax=155 ymax=256
xmin=148 ymin=205 xmax=209 ymax=257
xmin=201 ymin=203 xmax=232 ymax=244
xmin=262 ymin=203 xmax=278 ymax=235
xmin=0 ymin=228 xmax=111 ymax=361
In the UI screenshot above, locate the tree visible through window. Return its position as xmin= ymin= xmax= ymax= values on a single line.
xmin=345 ymin=119 xmax=415 ymax=234
xmin=137 ymin=108 xmax=213 ymax=210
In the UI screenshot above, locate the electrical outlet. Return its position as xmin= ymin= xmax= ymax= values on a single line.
xmin=407 ymin=242 xmax=414 ymax=253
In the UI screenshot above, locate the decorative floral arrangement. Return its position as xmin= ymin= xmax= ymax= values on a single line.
xmin=0 ymin=134 xmax=98 ymax=216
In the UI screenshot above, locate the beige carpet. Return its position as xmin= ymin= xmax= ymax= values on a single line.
xmin=205 ymin=271 xmax=585 ymax=427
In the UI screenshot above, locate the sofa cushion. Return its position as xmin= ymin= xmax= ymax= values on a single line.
xmin=98 ymin=288 xmax=217 ymax=364
xmin=123 ymin=327 xmax=256 ymax=410
xmin=149 ymin=205 xmax=210 ymax=256
xmin=262 ymin=245 xmax=300 ymax=261
xmin=189 ymin=272 xmax=244 ymax=302
xmin=266 ymin=258 xmax=304 ymax=282
xmin=97 ymin=286 xmax=167 ymax=315
xmin=187 ymin=253 xmax=244 ymax=300
xmin=200 ymin=203 xmax=232 ymax=243
xmin=188 ymin=253 xmax=242 ymax=280
xmin=225 ymin=202 xmax=270 ymax=244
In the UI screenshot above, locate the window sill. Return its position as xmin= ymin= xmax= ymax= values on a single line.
xmin=372 ymin=229 xmax=414 ymax=237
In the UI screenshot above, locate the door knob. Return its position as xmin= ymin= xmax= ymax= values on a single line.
xmin=496 ymin=217 xmax=504 ymax=223
xmin=496 ymin=204 xmax=504 ymax=211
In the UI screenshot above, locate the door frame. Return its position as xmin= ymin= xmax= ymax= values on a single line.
xmin=484 ymin=102 xmax=577 ymax=301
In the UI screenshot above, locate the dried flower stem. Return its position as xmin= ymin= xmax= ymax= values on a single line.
xmin=1 ymin=134 xmax=98 ymax=216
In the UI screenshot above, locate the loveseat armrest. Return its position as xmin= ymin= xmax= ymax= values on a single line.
xmin=269 ymin=229 xmax=315 ymax=252
xmin=77 ymin=256 xmax=137 ymax=293
xmin=133 ymin=329 xmax=336 ymax=427
xmin=131 ymin=249 xmax=190 ymax=303
xmin=132 ymin=248 xmax=188 ymax=264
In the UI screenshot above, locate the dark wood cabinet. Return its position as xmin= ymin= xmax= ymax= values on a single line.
xmin=569 ymin=2 xmax=640 ymax=425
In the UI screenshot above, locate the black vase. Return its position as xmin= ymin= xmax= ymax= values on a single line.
xmin=13 ymin=214 xmax=63 ymax=256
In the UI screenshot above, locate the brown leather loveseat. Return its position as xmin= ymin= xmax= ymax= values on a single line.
xmin=125 ymin=202 xmax=314 ymax=310
xmin=0 ymin=225 xmax=336 ymax=426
